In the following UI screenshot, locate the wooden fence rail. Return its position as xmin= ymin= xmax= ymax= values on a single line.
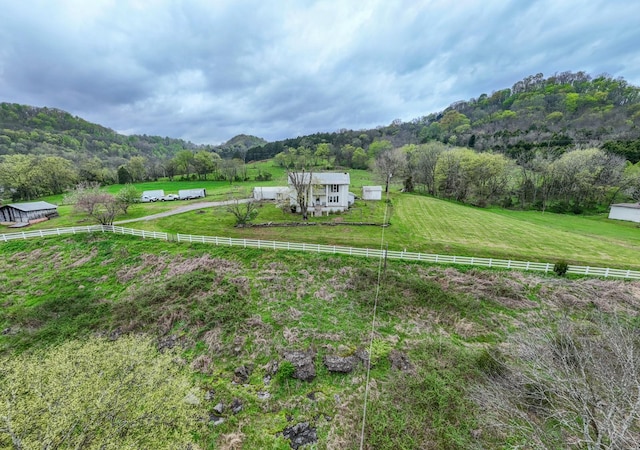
xmin=1 ymin=226 xmax=638 ymax=280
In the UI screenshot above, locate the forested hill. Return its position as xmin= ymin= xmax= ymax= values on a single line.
xmin=246 ymin=72 xmax=640 ymax=164
xmin=0 ymin=102 xmax=207 ymax=168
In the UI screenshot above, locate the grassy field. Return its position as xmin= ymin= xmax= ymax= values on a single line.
xmin=109 ymin=191 xmax=640 ymax=270
xmin=4 ymin=233 xmax=638 ymax=448
xmin=5 ymin=165 xmax=640 ymax=269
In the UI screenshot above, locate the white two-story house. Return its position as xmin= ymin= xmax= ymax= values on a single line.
xmin=288 ymin=172 xmax=352 ymax=215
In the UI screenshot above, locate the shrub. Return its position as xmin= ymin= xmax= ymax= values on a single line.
xmin=553 ymin=260 xmax=569 ymax=276
xmin=275 ymin=360 xmax=295 ymax=383
xmin=0 ymin=336 xmax=202 ymax=449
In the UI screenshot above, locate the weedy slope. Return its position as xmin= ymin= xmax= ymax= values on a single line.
xmin=2 ymin=234 xmax=639 ymax=448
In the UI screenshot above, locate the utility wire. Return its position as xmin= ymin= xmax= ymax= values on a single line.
xmin=359 ymin=181 xmax=392 ymax=450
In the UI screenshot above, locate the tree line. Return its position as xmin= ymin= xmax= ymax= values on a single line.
xmin=376 ymin=142 xmax=640 ymax=212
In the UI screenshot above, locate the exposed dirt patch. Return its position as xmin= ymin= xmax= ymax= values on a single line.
xmin=69 ymin=247 xmax=98 ymax=268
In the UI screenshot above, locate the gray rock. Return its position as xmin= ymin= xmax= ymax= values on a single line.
xmin=204 ymin=390 xmax=215 ymax=401
xmin=323 ymin=355 xmax=358 ymax=373
xmin=283 ymin=350 xmax=316 ymax=382
xmin=257 ymin=391 xmax=271 ymax=400
xmin=264 ymin=360 xmax=279 ymax=375
xmin=213 ymin=402 xmax=224 ymax=415
xmin=281 ymin=422 xmax=318 ymax=449
xmin=209 ymin=414 xmax=224 ymax=425
xmin=234 ymin=365 xmax=253 ymax=383
xmin=230 ymin=398 xmax=243 ymax=414
xmin=355 ymin=348 xmax=370 ymax=366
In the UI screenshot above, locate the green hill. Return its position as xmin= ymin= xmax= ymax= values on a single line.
xmin=245 ymin=72 xmax=640 ymax=163
xmin=0 ymin=102 xmax=209 ymax=169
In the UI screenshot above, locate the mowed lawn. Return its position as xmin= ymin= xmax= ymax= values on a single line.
xmin=390 ymin=194 xmax=640 ymax=269
xmin=123 ymin=192 xmax=640 ymax=270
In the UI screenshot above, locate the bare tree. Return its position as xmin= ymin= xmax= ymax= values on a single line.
xmin=74 ymin=188 xmax=123 ymax=225
xmin=474 ymin=314 xmax=640 ymax=449
xmin=375 ymin=147 xmax=407 ymax=193
xmin=288 ymin=169 xmax=314 ymax=220
xmin=226 ymin=198 xmax=258 ymax=226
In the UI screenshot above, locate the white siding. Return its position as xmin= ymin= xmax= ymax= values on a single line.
xmin=609 ymin=204 xmax=640 ymax=223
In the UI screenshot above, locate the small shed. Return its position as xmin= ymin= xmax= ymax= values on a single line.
xmin=362 ymin=186 xmax=382 ymax=200
xmin=0 ymin=201 xmax=59 ymax=223
xmin=608 ymin=203 xmax=640 ymax=223
xmin=253 ymin=186 xmax=289 ymax=201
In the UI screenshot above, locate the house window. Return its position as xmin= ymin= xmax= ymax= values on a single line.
xmin=329 ymin=195 xmax=339 ymax=203
xmin=330 ymin=184 xmax=339 ymax=193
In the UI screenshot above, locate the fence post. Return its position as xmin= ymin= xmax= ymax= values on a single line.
xmin=452 ymin=256 xmax=457 ymax=263
xmin=435 ymin=254 xmax=438 ymax=263
xmin=545 ymin=263 xmax=551 ymax=273
xmin=585 ymin=266 xmax=590 ymax=275
xmin=489 ymin=258 xmax=492 ymax=267
xmin=605 ymin=268 xmax=610 ymax=278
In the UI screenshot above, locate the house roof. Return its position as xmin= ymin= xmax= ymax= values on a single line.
xmin=611 ymin=203 xmax=640 ymax=210
xmin=288 ymin=172 xmax=350 ymax=185
xmin=254 ymin=186 xmax=289 ymax=193
xmin=4 ymin=201 xmax=58 ymax=212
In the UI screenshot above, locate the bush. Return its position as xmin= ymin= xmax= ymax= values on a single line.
xmin=0 ymin=336 xmax=202 ymax=449
xmin=275 ymin=360 xmax=295 ymax=383
xmin=553 ymin=260 xmax=569 ymax=276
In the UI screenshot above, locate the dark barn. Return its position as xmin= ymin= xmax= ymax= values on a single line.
xmin=0 ymin=201 xmax=59 ymax=223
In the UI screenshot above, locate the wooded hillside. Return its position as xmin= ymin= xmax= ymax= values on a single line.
xmin=246 ymin=72 xmax=640 ymax=163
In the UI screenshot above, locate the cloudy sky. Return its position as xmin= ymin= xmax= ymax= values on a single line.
xmin=1 ymin=0 xmax=639 ymax=145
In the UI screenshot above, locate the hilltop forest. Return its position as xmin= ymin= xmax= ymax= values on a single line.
xmin=1 ymin=71 xmax=640 ymax=210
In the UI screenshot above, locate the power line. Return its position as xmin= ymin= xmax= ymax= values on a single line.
xmin=359 ymin=181 xmax=391 ymax=450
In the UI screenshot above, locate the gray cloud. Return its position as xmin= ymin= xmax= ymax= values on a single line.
xmin=1 ymin=0 xmax=639 ymax=144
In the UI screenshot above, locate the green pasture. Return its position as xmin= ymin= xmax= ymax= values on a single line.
xmin=124 ymin=192 xmax=640 ymax=270
xmin=5 ymin=166 xmax=640 ymax=269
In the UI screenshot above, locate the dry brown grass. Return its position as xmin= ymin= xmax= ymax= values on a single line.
xmin=217 ymin=432 xmax=245 ymax=450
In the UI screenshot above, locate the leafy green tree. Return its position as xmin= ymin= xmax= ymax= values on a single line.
xmin=193 ymin=150 xmax=219 ymax=180
xmin=368 ymin=140 xmax=393 ymax=159
xmin=39 ymin=156 xmax=78 ymax=195
xmin=174 ymin=150 xmax=195 ymax=179
xmin=0 ymin=336 xmax=201 ymax=449
xmin=126 ymin=156 xmax=147 ymax=182
xmin=116 ymin=184 xmax=139 ymax=214
xmin=117 ymin=165 xmax=132 ymax=184
xmin=351 ymin=147 xmax=369 ymax=169
xmin=163 ymin=158 xmax=179 ymax=181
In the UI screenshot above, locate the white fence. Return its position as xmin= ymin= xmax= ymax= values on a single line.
xmin=175 ymin=233 xmax=640 ymax=280
xmin=0 ymin=225 xmax=168 ymax=242
xmin=1 ymin=225 xmax=639 ymax=280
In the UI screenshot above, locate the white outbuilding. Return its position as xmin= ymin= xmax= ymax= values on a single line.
xmin=608 ymin=203 xmax=640 ymax=223
xmin=252 ymin=186 xmax=289 ymax=201
xmin=362 ymin=186 xmax=382 ymax=200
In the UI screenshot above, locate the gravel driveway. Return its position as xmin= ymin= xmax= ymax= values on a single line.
xmin=114 ymin=198 xmax=252 ymax=224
